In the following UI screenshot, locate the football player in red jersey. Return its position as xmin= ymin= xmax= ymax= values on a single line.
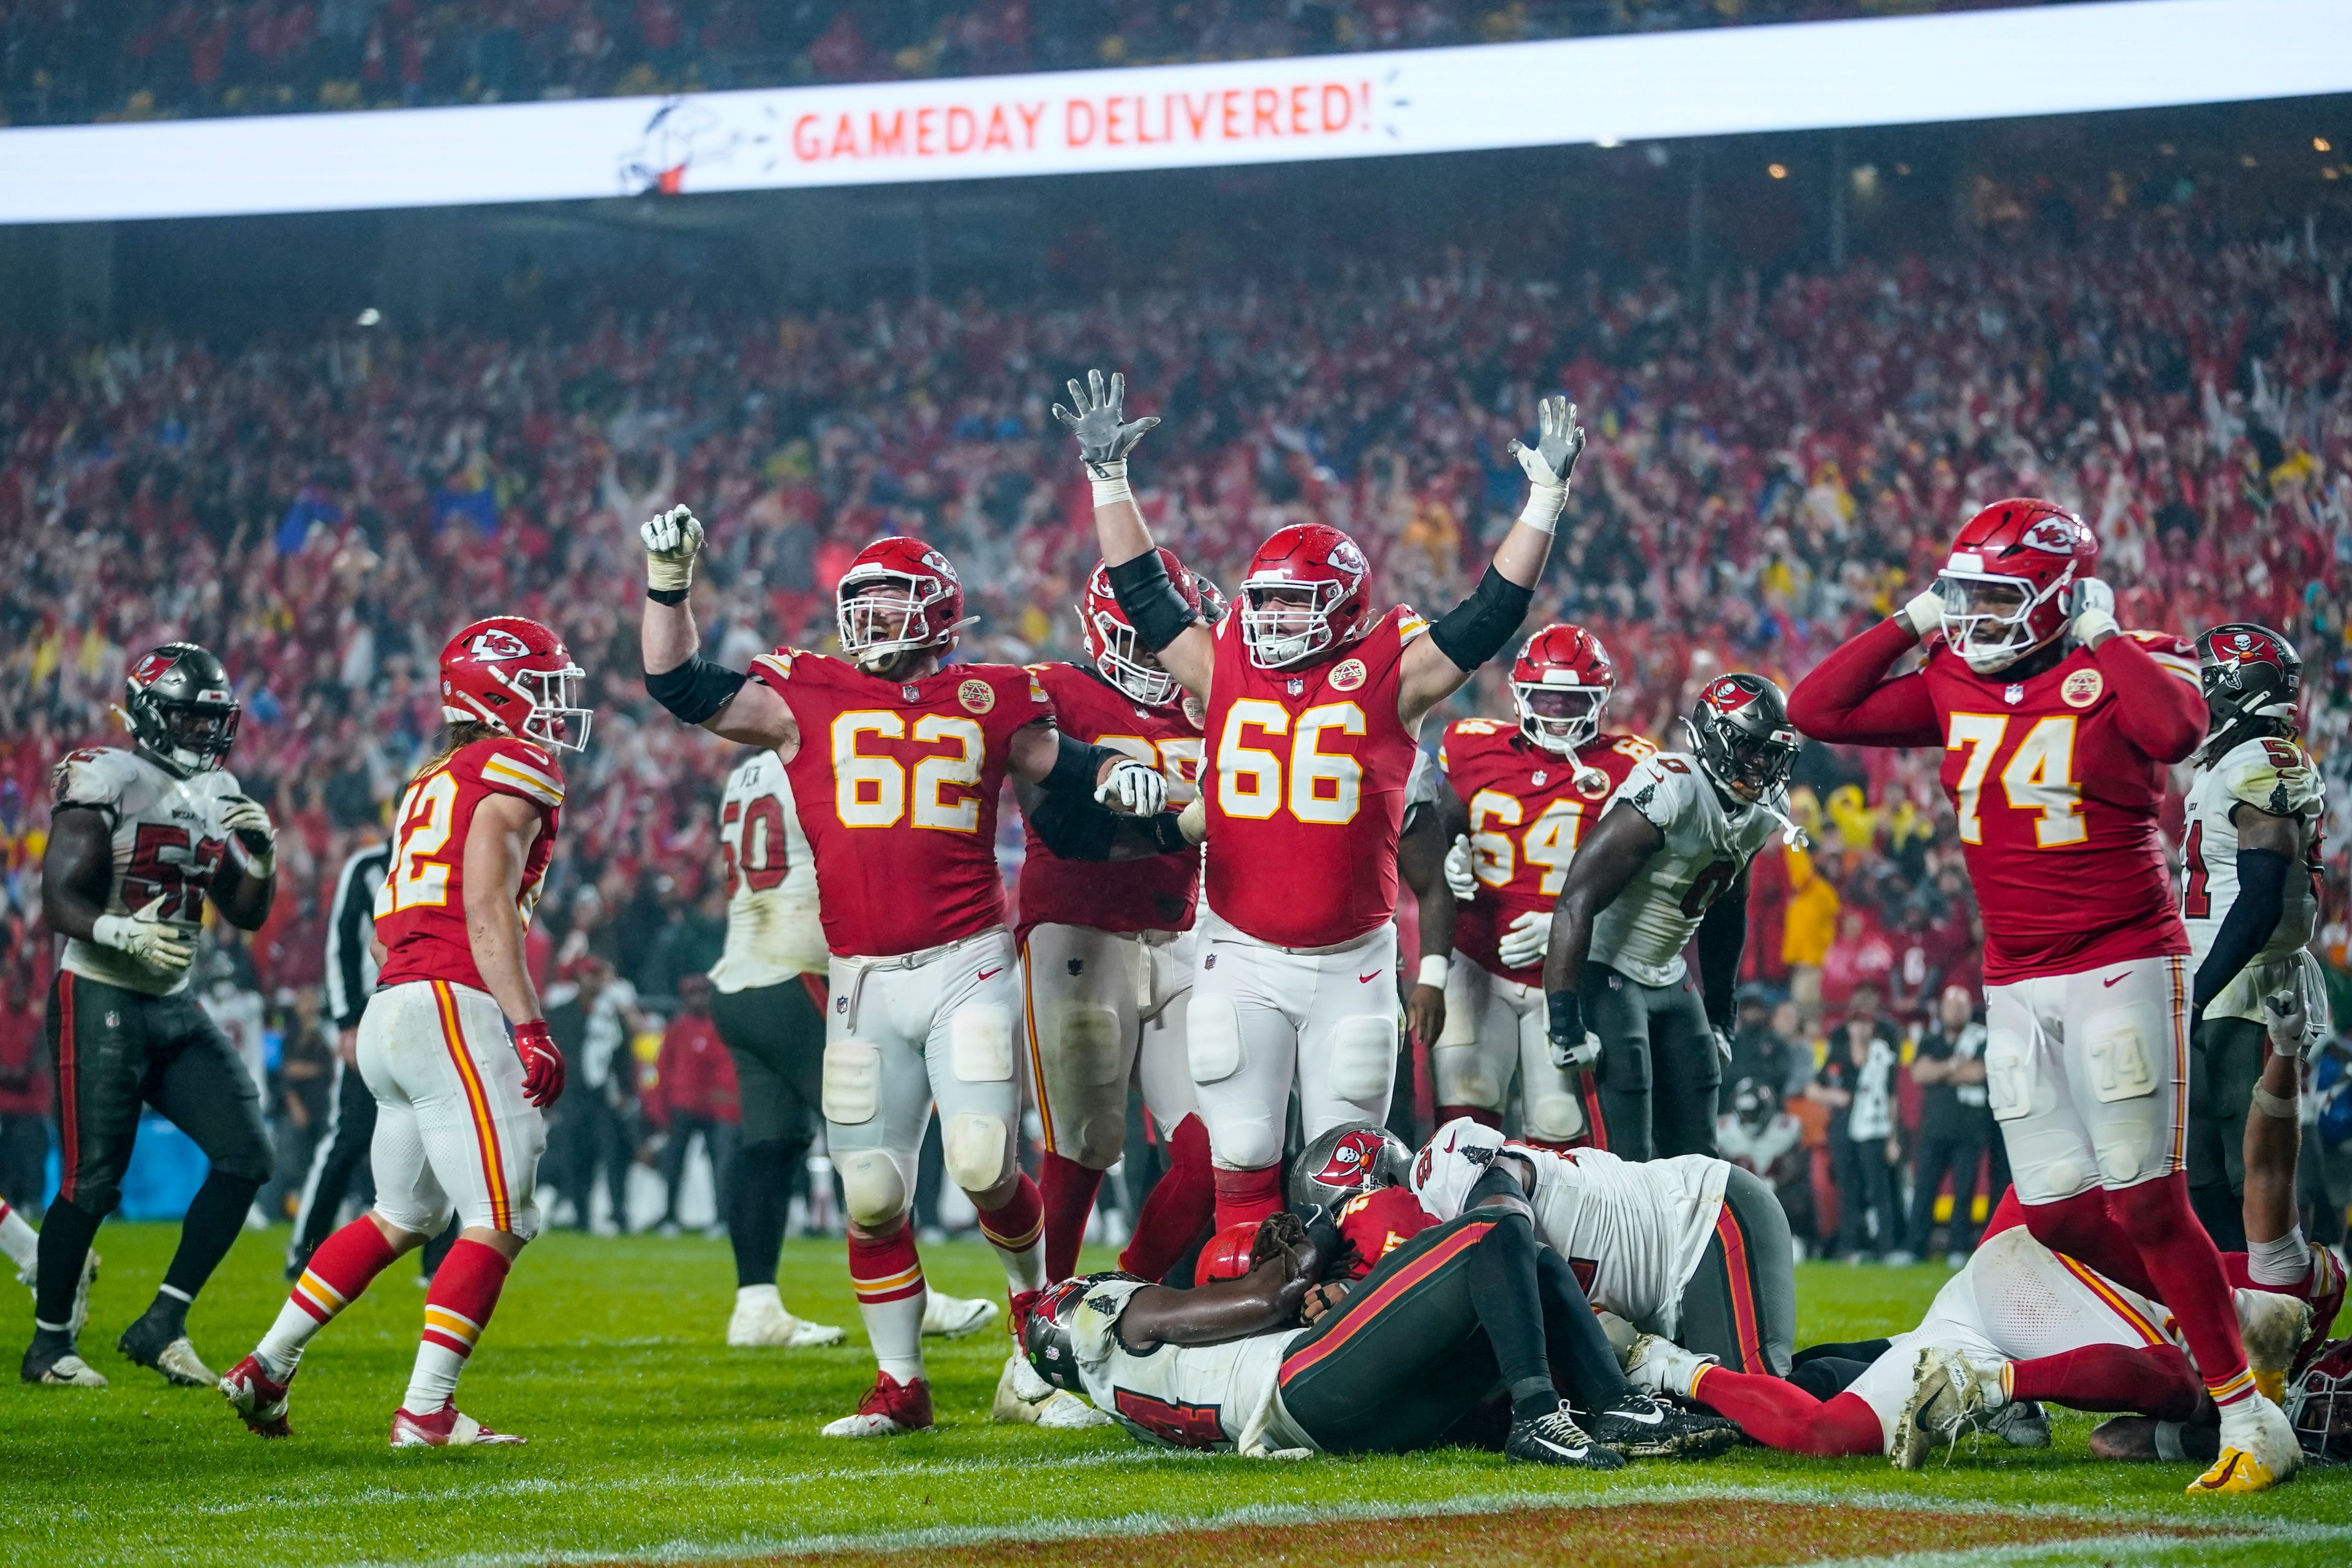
xmin=638 ymin=510 xmax=1173 ymax=1437
xmin=1018 ymin=554 xmax=1219 ymax=1287
xmin=1424 ymin=625 xmax=1654 ymax=1150
xmin=1787 ymin=497 xmax=2299 ymax=1491
xmin=221 ymin=618 xmax=582 ymax=1446
xmin=1058 ymin=371 xmax=1585 ymax=1234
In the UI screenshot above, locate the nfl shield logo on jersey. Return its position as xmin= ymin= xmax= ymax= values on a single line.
xmin=2003 ymin=683 xmax=2025 ymax=706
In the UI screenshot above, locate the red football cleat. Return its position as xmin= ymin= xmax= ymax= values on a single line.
xmin=219 ymin=1354 xmax=293 ymax=1438
xmin=388 ymin=1404 xmax=526 ymax=1447
xmin=820 ymin=1371 xmax=935 ymax=1438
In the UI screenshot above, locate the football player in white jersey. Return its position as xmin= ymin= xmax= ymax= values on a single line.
xmin=1409 ymin=1115 xmax=1796 ymax=1375
xmin=1539 ymin=674 xmax=1802 ymax=1162
xmin=24 ymin=644 xmax=279 ymax=1390
xmin=2178 ymin=624 xmax=2326 ymax=1251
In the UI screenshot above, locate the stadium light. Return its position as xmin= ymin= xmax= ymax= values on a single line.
xmin=1768 ymin=164 xmax=1789 ymax=181
xmin=356 ymin=307 xmax=383 ymax=327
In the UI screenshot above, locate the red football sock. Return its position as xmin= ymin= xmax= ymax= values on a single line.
xmin=298 ymin=1215 xmax=400 ymax=1317
xmin=1212 ymin=1162 xmax=1284 ymax=1231
xmin=1437 ymin=1105 xmax=1502 ymax=1131
xmin=848 ymin=1223 xmax=926 ymax=1382
xmin=2108 ymin=1174 xmax=2254 ymax=1406
xmin=976 ymin=1171 xmax=1047 ymax=1300
xmin=1038 ymin=1151 xmax=1104 ymax=1284
xmin=2007 ymin=1343 xmax=2205 ymax=1421
xmin=403 ymin=1238 xmax=511 ymax=1414
xmin=1121 ymin=1114 xmax=1215 ymax=1283
xmin=1689 ymin=1366 xmax=1883 ymax=1457
xmin=2018 ymin=1188 xmax=2159 ymax=1300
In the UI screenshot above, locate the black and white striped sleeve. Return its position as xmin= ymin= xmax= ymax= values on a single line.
xmin=325 ymin=842 xmax=390 ymax=1028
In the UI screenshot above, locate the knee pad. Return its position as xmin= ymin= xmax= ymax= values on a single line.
xmin=1207 ymin=1112 xmax=1282 ymax=1172
xmin=372 ymin=1196 xmax=453 ymax=1241
xmin=1599 ymin=1032 xmax=1651 ymax=1093
xmin=1188 ymin=997 xmax=1244 ymax=1085
xmin=1524 ymin=1091 xmax=1588 ymax=1144
xmin=951 ymin=1004 xmax=1014 ymax=1084
xmin=942 ymin=1112 xmax=1012 ymax=1193
xmin=837 ymin=1148 xmax=910 ymax=1229
xmin=1982 ymin=1029 xmax=2038 ymax=1123
xmin=1329 ymin=1015 xmax=1396 ymax=1104
xmin=1431 ymin=1044 xmax=1502 ymax=1113
xmin=821 ymin=1040 xmax=881 ymax=1126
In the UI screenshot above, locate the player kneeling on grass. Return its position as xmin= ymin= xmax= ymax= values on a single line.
xmin=220 ymin=619 xmax=586 ymax=1447
xmin=1626 ymin=987 xmax=2335 ymax=1478
xmin=1027 ymin=1148 xmax=1736 ymax=1463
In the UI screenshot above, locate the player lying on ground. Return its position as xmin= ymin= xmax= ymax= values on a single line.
xmin=1537 ymin=673 xmax=1804 ymax=1162
xmin=1063 ymin=370 xmax=1582 ymax=1233
xmin=640 ymin=510 xmax=1178 ymax=1436
xmin=26 ymin=641 xmax=278 ymax=1391
xmin=1025 ymin=1185 xmax=1736 ymax=1464
xmin=1787 ymin=497 xmax=2295 ymax=1491
xmin=222 ymin=618 xmax=586 ymax=1446
xmin=1623 ymin=989 xmax=2337 ymax=1475
xmin=1423 ymin=624 xmax=1654 ymax=1152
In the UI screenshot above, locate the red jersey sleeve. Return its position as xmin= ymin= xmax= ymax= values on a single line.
xmin=2092 ymin=631 xmax=2206 ymax=764
xmin=1787 ymin=617 xmax=1940 ymax=747
xmin=472 ymin=738 xmax=567 ymax=816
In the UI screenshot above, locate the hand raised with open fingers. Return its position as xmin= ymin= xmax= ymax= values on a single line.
xmin=1051 ymin=369 xmax=1160 ymax=475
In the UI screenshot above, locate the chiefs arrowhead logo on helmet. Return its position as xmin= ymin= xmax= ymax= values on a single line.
xmin=467 ymin=627 xmax=534 ymax=662
xmin=2019 ymin=517 xmax=2082 ymax=555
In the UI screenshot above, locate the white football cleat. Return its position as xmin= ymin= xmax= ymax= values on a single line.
xmin=21 ymin=1346 xmax=107 ymax=1387
xmin=921 ymin=1290 xmax=999 ymax=1338
xmin=19 ymin=1251 xmax=100 ymax=1337
xmin=820 ymin=1371 xmax=934 ymax=1437
xmin=2191 ymin=1393 xmax=2300 ymax=1494
xmin=1986 ymin=1397 xmax=2049 ymax=1449
xmin=726 ymin=1286 xmax=845 ymax=1348
xmin=2234 ymin=1288 xmax=2312 ymax=1406
xmin=992 ymin=1351 xmax=1109 ymax=1428
xmin=1893 ymin=1347 xmax=2005 ymax=1470
xmin=389 ymin=1404 xmax=526 ymax=1447
xmin=1622 ymin=1333 xmax=1711 ymax=1400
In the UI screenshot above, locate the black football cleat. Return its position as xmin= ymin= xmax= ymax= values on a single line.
xmin=1505 ymin=1401 xmax=1627 ymax=1470
xmin=117 ymin=1310 xmax=216 ymax=1388
xmin=1586 ymin=1390 xmax=1743 ymax=1457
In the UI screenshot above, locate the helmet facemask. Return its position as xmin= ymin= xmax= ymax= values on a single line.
xmin=838 ymin=570 xmax=963 ymax=672
xmin=1240 ymin=579 xmax=1341 ymax=670
xmin=1083 ymin=605 xmax=1180 ymax=707
xmin=514 ymin=661 xmax=592 ymax=753
xmin=1514 ymin=679 xmax=1608 ymax=757
xmin=1683 ymin=714 xmax=1801 ymax=804
xmin=1937 ymin=568 xmax=2071 ymax=675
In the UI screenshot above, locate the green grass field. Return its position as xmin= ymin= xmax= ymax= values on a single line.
xmin=7 ymin=1224 xmax=2349 ymax=1568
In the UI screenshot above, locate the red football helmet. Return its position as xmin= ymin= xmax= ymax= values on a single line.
xmin=1081 ymin=549 xmax=1202 ymax=707
xmin=439 ymin=616 xmax=590 ymax=753
xmin=1197 ymin=1219 xmax=1262 ymax=1284
xmin=1237 ymin=523 xmax=1374 ymax=670
xmin=1936 ymin=499 xmax=2097 ymax=674
xmin=1511 ymin=624 xmax=1616 ymax=757
xmin=835 ymin=537 xmax=976 ymax=671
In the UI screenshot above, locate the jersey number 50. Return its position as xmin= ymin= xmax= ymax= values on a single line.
xmin=1217 ymin=699 xmax=1364 ymax=825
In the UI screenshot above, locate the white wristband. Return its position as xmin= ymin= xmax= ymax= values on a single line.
xmin=1417 ymin=955 xmax=1450 ymax=990
xmin=1516 ymin=483 xmax=1567 ymax=536
xmin=1088 ymin=459 xmax=1133 ymax=508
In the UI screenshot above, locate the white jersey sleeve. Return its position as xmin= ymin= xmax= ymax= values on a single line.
xmin=1067 ymin=1275 xmax=1303 ymax=1453
xmin=1587 ymin=753 xmax=1777 ymax=988
xmin=53 ymin=747 xmax=241 ymax=998
xmin=1408 ymin=1117 xmax=1510 ymax=1223
xmin=707 ymin=751 xmax=826 ymax=991
xmin=2184 ymin=735 xmax=2325 ymax=1024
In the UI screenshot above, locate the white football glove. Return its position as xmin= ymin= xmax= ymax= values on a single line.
xmin=92 ymin=895 xmax=194 ymax=974
xmin=1508 ymin=394 xmax=1586 ymax=535
xmin=1444 ymin=834 xmax=1478 ymax=901
xmin=2068 ymin=576 xmax=2118 ymax=645
xmin=1552 ymin=1030 xmax=1602 ymax=1073
xmin=642 ymin=503 xmax=706 ymax=594
xmin=1177 ymin=797 xmax=1208 ymax=845
xmin=2262 ymin=988 xmax=2309 ymax=1060
xmin=1899 ymin=585 xmax=1945 ymax=639
xmin=1095 ymin=756 xmax=1167 ymax=817
xmin=219 ymin=794 xmax=276 ymax=877
xmin=1496 ymin=910 xmax=1553 ymax=970
xmin=1713 ymin=1023 xmax=1736 ymax=1066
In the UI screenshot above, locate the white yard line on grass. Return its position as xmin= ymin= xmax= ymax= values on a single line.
xmin=339 ymin=1476 xmax=2346 ymax=1568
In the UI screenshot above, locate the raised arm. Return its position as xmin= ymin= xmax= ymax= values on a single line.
xmin=1054 ymin=372 xmax=1213 ymax=699
xmin=2082 ymin=624 xmax=2206 ymax=764
xmin=1784 ymin=609 xmax=1941 ymax=747
xmin=208 ymin=791 xmax=278 ymax=931
xmin=1398 ymin=397 xmax=1585 ymax=724
xmin=637 ymin=505 xmax=801 ymax=753
xmin=1540 ymin=801 xmax=1662 ymax=1070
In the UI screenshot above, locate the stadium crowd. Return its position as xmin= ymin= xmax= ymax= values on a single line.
xmin=2 ymin=225 xmax=2349 ymax=1251
xmin=0 ymin=0 xmax=2057 ymax=124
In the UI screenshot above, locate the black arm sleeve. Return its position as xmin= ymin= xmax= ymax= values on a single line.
xmin=1042 ymin=730 xmax=1121 ymax=796
xmin=2192 ymin=847 xmax=2291 ymax=1014
xmin=1694 ymin=869 xmax=1749 ymax=1031
xmin=1104 ymin=551 xmax=1200 ymax=653
xmin=643 ymin=656 xmax=748 ymax=725
xmin=1427 ymin=566 xmax=1536 ymax=672
xmin=1026 ymin=788 xmax=1122 ymax=861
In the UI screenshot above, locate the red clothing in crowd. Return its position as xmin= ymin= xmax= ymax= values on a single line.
xmin=653 ymin=1009 xmax=739 ymax=1126
xmin=0 ymin=1000 xmax=48 ymax=1118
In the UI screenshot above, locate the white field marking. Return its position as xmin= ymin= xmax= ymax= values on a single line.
xmin=331 ymin=1475 xmax=2343 ymax=1568
xmin=1797 ymin=1532 xmax=2322 ymax=1568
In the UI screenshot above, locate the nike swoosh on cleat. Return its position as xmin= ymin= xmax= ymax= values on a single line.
xmin=1610 ymin=1406 xmax=1665 ymax=1426
xmin=977 ymin=968 xmax=1003 ymax=981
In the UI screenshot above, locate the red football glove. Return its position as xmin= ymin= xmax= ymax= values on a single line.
xmin=514 ymin=1019 xmax=565 ymax=1109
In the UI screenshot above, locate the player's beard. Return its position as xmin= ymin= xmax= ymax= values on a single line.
xmin=858 ymin=645 xmax=937 ymax=682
